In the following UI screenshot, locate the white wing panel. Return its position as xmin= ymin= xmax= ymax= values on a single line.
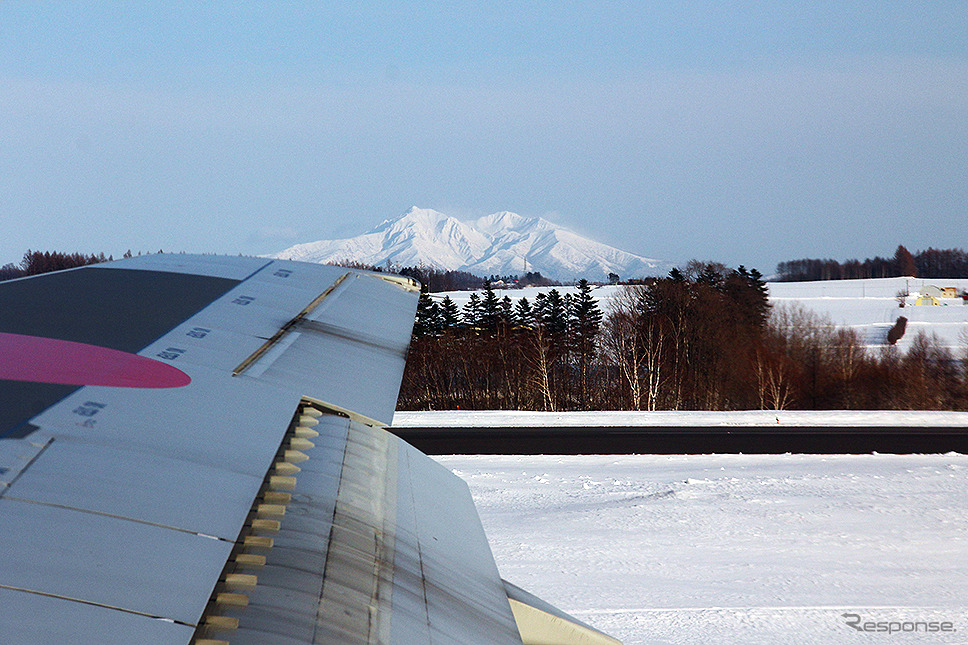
xmin=6 ymin=437 xmax=262 ymax=539
xmin=0 ymin=587 xmax=194 ymax=645
xmin=28 ymin=363 xmax=298 ymax=476
xmin=0 ymin=498 xmax=231 ymax=624
xmin=397 ymin=443 xmax=525 ymax=644
xmin=0 ymin=436 xmax=49 ymax=487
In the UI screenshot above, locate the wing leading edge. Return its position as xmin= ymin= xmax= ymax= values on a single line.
xmin=0 ymin=254 xmax=620 ymax=644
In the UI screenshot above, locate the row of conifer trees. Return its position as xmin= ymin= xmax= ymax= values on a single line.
xmin=399 ymin=263 xmax=968 ymax=411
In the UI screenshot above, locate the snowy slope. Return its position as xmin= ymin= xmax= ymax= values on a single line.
xmin=271 ymin=206 xmax=669 ymax=281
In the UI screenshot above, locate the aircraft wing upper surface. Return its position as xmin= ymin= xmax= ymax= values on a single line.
xmin=0 ymin=255 xmax=526 ymax=644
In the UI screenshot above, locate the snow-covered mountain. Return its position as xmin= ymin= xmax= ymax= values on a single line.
xmin=272 ymin=207 xmax=669 ymax=281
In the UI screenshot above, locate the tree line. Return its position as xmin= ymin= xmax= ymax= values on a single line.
xmin=399 ymin=262 xmax=968 ymax=411
xmin=0 ymin=249 xmax=167 ymax=281
xmin=776 ymin=245 xmax=968 ymax=281
xmin=0 ymin=250 xmax=118 ymax=280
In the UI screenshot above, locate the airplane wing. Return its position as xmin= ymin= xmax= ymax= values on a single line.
xmin=0 ymin=254 xmax=619 ymax=644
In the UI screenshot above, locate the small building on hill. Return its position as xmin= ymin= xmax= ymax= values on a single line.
xmin=915 ymin=286 xmax=943 ymax=305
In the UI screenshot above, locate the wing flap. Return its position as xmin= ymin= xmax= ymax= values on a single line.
xmin=239 ymin=271 xmax=419 ymax=426
xmin=198 ymin=412 xmax=523 ymax=645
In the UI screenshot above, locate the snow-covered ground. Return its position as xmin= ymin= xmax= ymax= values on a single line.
xmin=435 ymin=276 xmax=968 ymax=352
xmin=435 ymin=453 xmax=968 ymax=645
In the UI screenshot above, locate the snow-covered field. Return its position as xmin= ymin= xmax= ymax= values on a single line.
xmin=435 ymin=453 xmax=968 ymax=645
xmin=769 ymin=277 xmax=968 ymax=351
xmin=437 ymin=276 xmax=968 ymax=352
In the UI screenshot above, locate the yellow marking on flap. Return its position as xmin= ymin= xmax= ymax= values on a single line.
xmin=289 ymin=437 xmax=315 ymax=451
xmin=273 ymin=462 xmax=300 ymax=475
xmin=256 ymin=503 xmax=285 ymax=517
xmin=243 ymin=536 xmax=273 ymax=549
xmin=204 ymin=616 xmax=240 ymax=630
xmin=269 ymin=476 xmax=296 ymax=490
xmin=225 ymin=574 xmax=258 ymax=589
xmin=295 ymin=426 xmax=320 ymax=438
xmin=284 ymin=449 xmax=309 ymax=463
xmin=234 ymin=554 xmax=266 ymax=568
xmin=263 ymin=491 xmax=291 ymax=504
xmin=216 ymin=592 xmax=249 ymax=608
xmin=251 ymin=519 xmax=281 ymax=533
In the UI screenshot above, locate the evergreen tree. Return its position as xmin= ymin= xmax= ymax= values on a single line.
xmin=569 ymin=279 xmax=604 ymax=407
xmin=570 ymin=280 xmax=603 ymax=337
xmin=479 ymin=281 xmax=501 ymax=330
xmin=499 ymin=296 xmax=514 ymax=326
xmin=894 ymin=245 xmax=917 ymax=277
xmin=514 ymin=297 xmax=533 ymax=327
xmin=412 ymin=289 xmax=442 ymax=337
xmin=541 ymin=289 xmax=569 ymax=336
xmin=463 ymin=293 xmax=483 ymax=327
xmin=533 ymin=292 xmax=547 ymax=320
xmin=439 ymin=296 xmax=461 ymax=328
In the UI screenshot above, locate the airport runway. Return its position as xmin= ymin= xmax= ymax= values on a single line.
xmin=389 ymin=425 xmax=968 ymax=455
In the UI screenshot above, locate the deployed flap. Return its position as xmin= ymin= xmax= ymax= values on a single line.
xmin=198 ymin=411 xmax=523 ymax=645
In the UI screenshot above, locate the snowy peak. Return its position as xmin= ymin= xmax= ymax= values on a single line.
xmin=473 ymin=211 xmax=540 ymax=236
xmin=272 ymin=208 xmax=669 ymax=280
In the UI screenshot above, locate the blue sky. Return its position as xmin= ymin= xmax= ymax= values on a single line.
xmin=1 ymin=3 xmax=966 ymax=275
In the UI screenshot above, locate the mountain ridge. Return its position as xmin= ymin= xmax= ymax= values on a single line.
xmin=272 ymin=207 xmax=669 ymax=280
